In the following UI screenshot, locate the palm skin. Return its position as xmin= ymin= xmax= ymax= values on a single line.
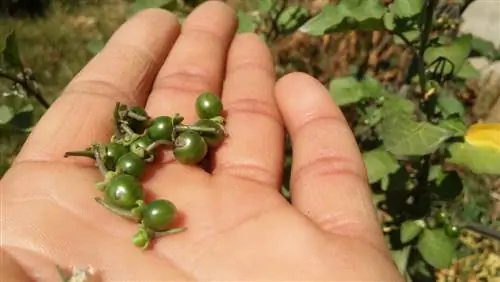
xmin=1 ymin=2 xmax=403 ymax=281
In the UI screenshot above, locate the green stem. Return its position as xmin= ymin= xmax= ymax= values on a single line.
xmin=93 ymin=145 xmax=108 ymax=176
xmin=462 ymin=221 xmax=500 ymax=241
xmin=0 ymin=69 xmax=50 ymax=109
xmin=127 ymin=110 xmax=148 ymax=121
xmin=154 ymin=227 xmax=187 ymax=237
xmin=175 ymin=125 xmax=217 ymax=134
xmin=94 ymin=198 xmax=141 ymax=222
xmin=417 ymin=0 xmax=439 ymax=96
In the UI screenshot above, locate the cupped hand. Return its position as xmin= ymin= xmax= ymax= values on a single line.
xmin=1 ymin=2 xmax=403 ymax=281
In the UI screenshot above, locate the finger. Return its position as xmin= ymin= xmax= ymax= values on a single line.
xmin=213 ymin=33 xmax=283 ymax=189
xmin=275 ymin=72 xmax=386 ymax=250
xmin=145 ymin=1 xmax=237 ymax=123
xmin=14 ymin=9 xmax=180 ymax=165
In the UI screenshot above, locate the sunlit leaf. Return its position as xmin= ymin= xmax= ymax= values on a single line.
xmin=236 ymin=11 xmax=257 ymax=33
xmin=391 ymin=0 xmax=424 ymax=18
xmin=400 ymin=220 xmax=423 ymax=243
xmin=0 ymin=104 xmax=14 ymax=124
xmin=379 ymin=114 xmax=451 ymax=157
xmin=257 ymin=0 xmax=274 ymax=13
xmin=448 ymin=142 xmax=500 ymax=175
xmin=417 ymin=228 xmax=458 ymax=269
xmin=390 ymin=246 xmax=411 ymax=274
xmin=363 ymin=148 xmax=400 ymax=184
xmin=424 ymin=35 xmax=473 ymax=76
xmin=436 ymin=91 xmax=465 ymax=118
xmin=456 ymin=60 xmax=481 ymax=80
xmin=383 ymin=9 xmax=395 ymax=31
xmin=469 ymin=34 xmax=500 ymax=60
xmin=328 ymin=76 xmax=384 ymax=106
xmin=299 ymin=0 xmax=385 ymax=36
xmin=128 ymin=0 xmax=177 ymax=16
xmin=438 ymin=116 xmax=466 ymax=137
xmin=86 ymin=38 xmax=106 ymax=55
xmin=276 ymin=5 xmax=309 ymax=32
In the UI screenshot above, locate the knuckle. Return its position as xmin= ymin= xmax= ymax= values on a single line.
xmin=293 ymin=114 xmax=348 ymax=137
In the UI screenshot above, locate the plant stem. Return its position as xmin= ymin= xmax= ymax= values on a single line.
xmin=0 ymin=69 xmax=50 ymax=109
xmin=63 ymin=150 xmax=94 ymax=159
xmin=175 ymin=125 xmax=217 ymax=134
xmin=463 ymin=221 xmax=500 ymax=241
xmin=417 ymin=0 xmax=439 ymax=96
xmin=94 ymin=198 xmax=141 ymax=222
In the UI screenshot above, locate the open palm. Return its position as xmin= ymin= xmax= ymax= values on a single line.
xmin=1 ymin=2 xmax=402 ymax=281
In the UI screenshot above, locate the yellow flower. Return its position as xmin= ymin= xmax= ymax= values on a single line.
xmin=464 ymin=123 xmax=500 ymax=150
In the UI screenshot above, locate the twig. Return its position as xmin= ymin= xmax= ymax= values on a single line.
xmin=0 ymin=69 xmax=50 ymax=109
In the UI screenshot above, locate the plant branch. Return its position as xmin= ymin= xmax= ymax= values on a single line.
xmin=417 ymin=0 xmax=439 ymax=96
xmin=0 ymin=69 xmax=50 ymax=109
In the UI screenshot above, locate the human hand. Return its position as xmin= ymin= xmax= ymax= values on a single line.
xmin=1 ymin=2 xmax=403 ymax=281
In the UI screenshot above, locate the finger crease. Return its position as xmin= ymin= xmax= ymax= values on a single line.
xmin=291 ymin=114 xmax=348 ymax=137
xmin=227 ymin=60 xmax=274 ymax=78
xmin=213 ymin=161 xmax=279 ymax=188
xmin=63 ymin=78 xmax=139 ymax=106
xmin=224 ymin=98 xmax=282 ymax=125
xmin=154 ymin=69 xmax=218 ymax=96
xmin=292 ymin=155 xmax=367 ymax=187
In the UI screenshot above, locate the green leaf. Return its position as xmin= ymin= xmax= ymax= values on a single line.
xmin=276 ymin=5 xmax=309 ymax=32
xmin=380 ymin=95 xmax=415 ymax=117
xmin=9 ymin=103 xmax=34 ymax=132
xmin=424 ymin=35 xmax=473 ymax=76
xmin=383 ymin=9 xmax=395 ymax=31
xmin=391 ymin=0 xmax=424 ymax=18
xmin=236 ymin=11 xmax=257 ymax=33
xmin=329 ymin=76 xmax=384 ymax=106
xmin=447 ymin=142 xmax=500 ymax=175
xmin=469 ymin=34 xmax=500 ymax=60
xmin=2 ymin=30 xmax=23 ymax=68
xmin=393 ymin=30 xmax=420 ymax=45
xmin=299 ymin=0 xmax=385 ymax=36
xmin=390 ymin=246 xmax=411 ymax=274
xmin=417 ymin=228 xmax=458 ymax=269
xmin=257 ymin=0 xmax=274 ymax=13
xmin=436 ymin=92 xmax=465 ymax=118
xmin=0 ymin=104 xmax=14 ymax=124
xmin=379 ymin=114 xmax=452 ymax=157
xmin=86 ymin=38 xmax=106 ymax=55
xmin=401 ymin=220 xmax=423 ymax=243
xmin=456 ymin=60 xmax=481 ymax=80
xmin=363 ymin=148 xmax=400 ymax=184
xmin=128 ymin=0 xmax=177 ymax=16
xmin=328 ymin=77 xmax=363 ymax=106
xmin=438 ymin=116 xmax=466 ymax=137
xmin=433 ymin=171 xmax=463 ymax=200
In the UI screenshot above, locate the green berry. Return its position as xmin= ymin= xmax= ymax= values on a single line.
xmin=444 ymin=224 xmax=461 ymax=238
xmin=130 ymin=135 xmax=154 ymax=156
xmin=193 ymin=119 xmax=225 ymax=147
xmin=103 ymin=143 xmax=128 ymax=170
xmin=195 ymin=92 xmax=223 ymax=119
xmin=105 ymin=174 xmax=144 ymax=209
xmin=142 ymin=199 xmax=177 ymax=232
xmin=435 ymin=211 xmax=449 ymax=226
xmin=116 ymin=152 xmax=146 ymax=178
xmin=147 ymin=116 xmax=174 ymax=142
xmin=173 ymin=130 xmax=208 ymax=165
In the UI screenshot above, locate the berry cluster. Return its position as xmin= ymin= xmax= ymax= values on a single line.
xmin=64 ymin=92 xmax=226 ymax=249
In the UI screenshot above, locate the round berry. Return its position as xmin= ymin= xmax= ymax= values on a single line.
xmin=195 ymin=92 xmax=223 ymax=119
xmin=105 ymin=174 xmax=144 ymax=209
xmin=103 ymin=143 xmax=128 ymax=170
xmin=444 ymin=224 xmax=461 ymax=238
xmin=116 ymin=152 xmax=146 ymax=178
xmin=147 ymin=116 xmax=174 ymax=142
xmin=173 ymin=130 xmax=208 ymax=165
xmin=142 ymin=199 xmax=177 ymax=231
xmin=193 ymin=119 xmax=225 ymax=147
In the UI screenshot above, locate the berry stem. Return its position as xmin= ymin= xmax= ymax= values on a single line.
xmin=120 ymin=123 xmax=135 ymax=136
xmin=94 ymin=197 xmax=141 ymax=222
xmin=92 ymin=145 xmax=109 ymax=176
xmin=63 ymin=150 xmax=94 ymax=159
xmin=153 ymin=227 xmax=187 ymax=237
xmin=175 ymin=125 xmax=217 ymax=134
xmin=146 ymin=140 xmax=171 ymax=152
xmin=127 ymin=110 xmax=148 ymax=121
